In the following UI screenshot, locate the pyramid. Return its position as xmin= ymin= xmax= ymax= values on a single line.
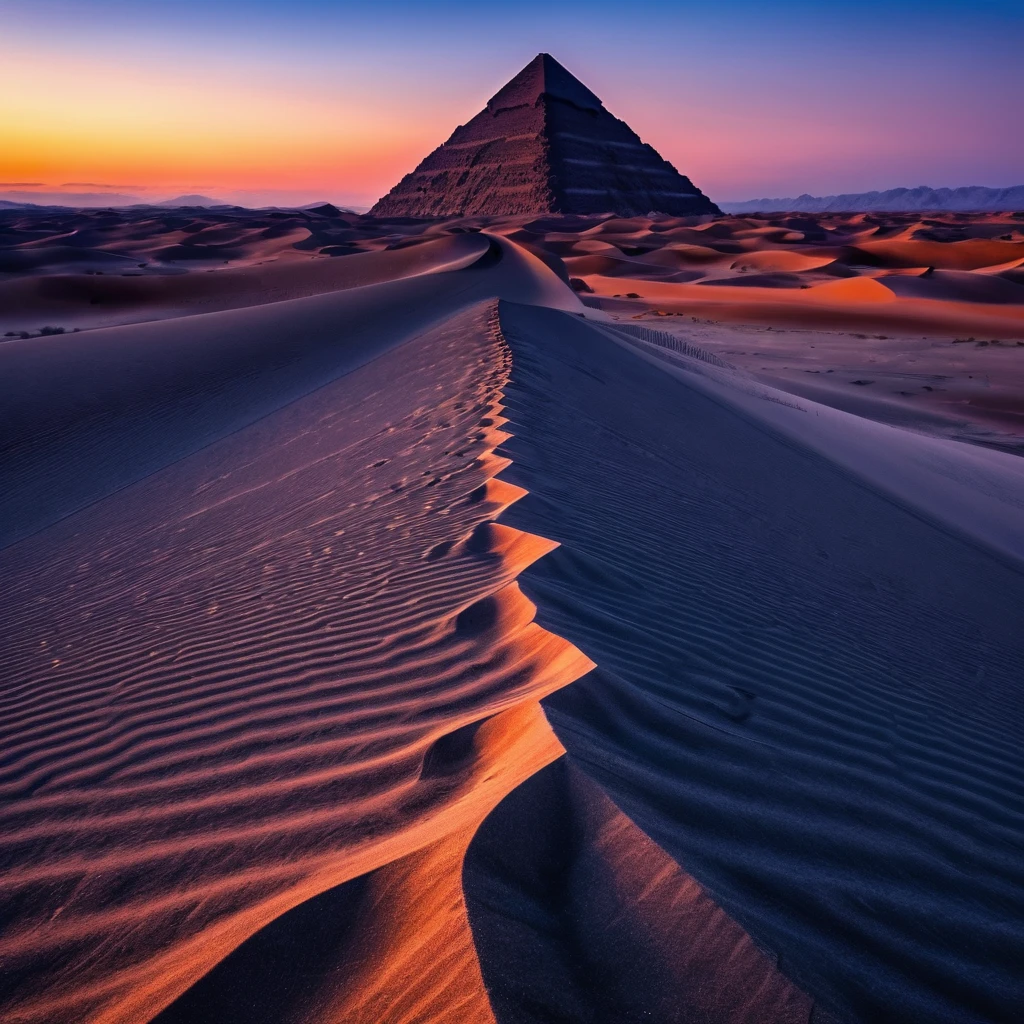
xmin=370 ymin=54 xmax=719 ymax=219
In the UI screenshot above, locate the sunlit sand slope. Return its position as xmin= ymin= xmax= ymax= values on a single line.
xmin=153 ymin=706 xmax=565 ymax=1024
xmin=0 ymin=299 xmax=591 ymax=1024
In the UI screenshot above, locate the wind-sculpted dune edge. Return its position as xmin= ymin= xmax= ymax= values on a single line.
xmin=0 ymin=239 xmax=831 ymax=1023
xmin=130 ymin=290 xmax=821 ymax=1024
xmin=0 ymin=299 xmax=597 ymax=1024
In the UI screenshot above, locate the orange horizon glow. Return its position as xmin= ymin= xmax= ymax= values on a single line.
xmin=2 ymin=52 xmax=443 ymax=204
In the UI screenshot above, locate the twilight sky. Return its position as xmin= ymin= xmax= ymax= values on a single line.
xmin=3 ymin=0 xmax=1022 ymax=208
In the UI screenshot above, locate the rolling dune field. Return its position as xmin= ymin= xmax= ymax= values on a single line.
xmin=1 ymin=211 xmax=1023 ymax=1023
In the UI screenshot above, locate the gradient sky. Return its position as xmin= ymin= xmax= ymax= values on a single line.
xmin=3 ymin=0 xmax=1022 ymax=207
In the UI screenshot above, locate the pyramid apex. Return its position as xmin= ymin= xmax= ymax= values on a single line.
xmin=486 ymin=53 xmax=603 ymax=114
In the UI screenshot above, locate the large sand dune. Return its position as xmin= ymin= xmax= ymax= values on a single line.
xmin=496 ymin=300 xmax=1024 ymax=1021
xmin=1 ymin=215 xmax=1023 ymax=1022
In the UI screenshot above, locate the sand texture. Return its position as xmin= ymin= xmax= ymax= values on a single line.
xmin=1 ymin=214 xmax=1023 ymax=1023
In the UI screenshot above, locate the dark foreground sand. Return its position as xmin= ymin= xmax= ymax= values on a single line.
xmin=1 ymin=213 xmax=1023 ymax=1023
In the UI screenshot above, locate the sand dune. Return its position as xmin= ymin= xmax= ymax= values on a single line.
xmin=0 ymin=289 xmax=591 ymax=1023
xmin=4 ymin=206 xmax=1022 ymax=345
xmin=152 ymin=707 xmax=562 ymax=1024
xmin=854 ymin=237 xmax=1024 ymax=271
xmin=2 ymin=214 xmax=1023 ymax=1022
xmin=0 ymin=235 xmax=574 ymax=545
xmin=500 ymin=210 xmax=1024 ymax=341
xmin=0 ymin=233 xmax=490 ymax=333
xmin=495 ymin=301 xmax=1024 ymax=1020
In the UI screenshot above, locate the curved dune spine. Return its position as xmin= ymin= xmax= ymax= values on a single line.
xmin=0 ymin=299 xmax=597 ymax=1024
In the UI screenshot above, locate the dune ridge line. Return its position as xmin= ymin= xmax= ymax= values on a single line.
xmin=150 ymin=302 xmax=608 ymax=1024
xmin=0 ymin=299 xmax=595 ymax=1024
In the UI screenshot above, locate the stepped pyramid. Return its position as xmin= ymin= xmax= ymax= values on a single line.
xmin=370 ymin=54 xmax=719 ymax=218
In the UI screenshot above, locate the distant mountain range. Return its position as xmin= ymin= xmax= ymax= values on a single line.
xmin=720 ymin=186 xmax=1024 ymax=214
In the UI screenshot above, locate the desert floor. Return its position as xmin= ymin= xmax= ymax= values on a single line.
xmin=1 ymin=207 xmax=1023 ymax=1023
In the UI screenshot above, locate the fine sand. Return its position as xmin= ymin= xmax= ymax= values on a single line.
xmin=1 ymin=214 xmax=1023 ymax=1023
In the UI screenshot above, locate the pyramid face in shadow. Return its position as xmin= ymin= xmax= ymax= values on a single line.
xmin=370 ymin=54 xmax=720 ymax=218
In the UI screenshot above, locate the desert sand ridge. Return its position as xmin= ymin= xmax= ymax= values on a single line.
xmin=0 ymin=240 xmax=821 ymax=1023
xmin=2 ymin=226 xmax=1024 ymax=1022
xmin=0 ymin=235 xmax=575 ymax=547
xmin=0 ymin=278 xmax=591 ymax=1021
xmin=150 ymin=309 xmax=818 ymax=1024
xmin=369 ymin=54 xmax=719 ymax=218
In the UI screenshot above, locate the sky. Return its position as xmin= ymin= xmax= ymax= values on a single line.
xmin=2 ymin=0 xmax=1022 ymax=208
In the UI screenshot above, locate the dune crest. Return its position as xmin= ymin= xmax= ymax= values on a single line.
xmin=0 ymin=299 xmax=595 ymax=1023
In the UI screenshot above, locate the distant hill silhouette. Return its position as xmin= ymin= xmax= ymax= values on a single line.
xmin=155 ymin=195 xmax=228 ymax=208
xmin=721 ymin=186 xmax=1024 ymax=214
xmin=371 ymin=53 xmax=718 ymax=218
xmin=300 ymin=203 xmax=355 ymax=216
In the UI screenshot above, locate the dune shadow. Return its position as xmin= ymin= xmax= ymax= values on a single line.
xmin=463 ymin=755 xmax=817 ymax=1024
xmin=153 ymin=875 xmax=372 ymax=1024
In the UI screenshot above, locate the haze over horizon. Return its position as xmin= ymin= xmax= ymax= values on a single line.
xmin=3 ymin=0 xmax=1022 ymax=209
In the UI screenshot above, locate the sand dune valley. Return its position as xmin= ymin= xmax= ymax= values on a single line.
xmin=2 ymin=48 xmax=1024 ymax=1024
